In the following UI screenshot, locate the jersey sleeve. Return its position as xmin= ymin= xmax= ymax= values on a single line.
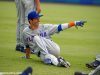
xmin=42 ymin=24 xmax=58 ymax=35
xmin=43 ymin=23 xmax=69 ymax=35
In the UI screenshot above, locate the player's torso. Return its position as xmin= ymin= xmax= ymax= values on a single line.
xmin=23 ymin=24 xmax=51 ymax=53
xmin=24 ymin=24 xmax=50 ymax=45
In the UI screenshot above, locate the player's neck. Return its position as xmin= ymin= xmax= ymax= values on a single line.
xmin=29 ymin=26 xmax=38 ymax=30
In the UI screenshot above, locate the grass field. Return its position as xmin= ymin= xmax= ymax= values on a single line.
xmin=0 ymin=1 xmax=100 ymax=75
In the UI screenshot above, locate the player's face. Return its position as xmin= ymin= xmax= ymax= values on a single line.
xmin=29 ymin=18 xmax=40 ymax=30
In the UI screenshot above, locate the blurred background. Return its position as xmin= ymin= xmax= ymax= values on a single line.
xmin=1 ymin=0 xmax=100 ymax=5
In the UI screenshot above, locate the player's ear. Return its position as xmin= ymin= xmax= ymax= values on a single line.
xmin=28 ymin=20 xmax=32 ymax=24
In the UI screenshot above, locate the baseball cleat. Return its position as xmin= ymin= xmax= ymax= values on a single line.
xmin=86 ymin=60 xmax=100 ymax=69
xmin=58 ymin=57 xmax=71 ymax=68
xmin=16 ymin=45 xmax=25 ymax=52
xmin=74 ymin=72 xmax=88 ymax=75
xmin=21 ymin=66 xmax=33 ymax=75
xmin=16 ymin=45 xmax=21 ymax=51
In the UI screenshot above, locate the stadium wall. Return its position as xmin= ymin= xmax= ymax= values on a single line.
xmin=41 ymin=0 xmax=100 ymax=5
xmin=1 ymin=0 xmax=100 ymax=5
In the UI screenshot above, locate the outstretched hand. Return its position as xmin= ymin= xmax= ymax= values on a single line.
xmin=75 ymin=20 xmax=87 ymax=27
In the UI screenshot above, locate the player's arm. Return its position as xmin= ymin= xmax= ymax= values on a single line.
xmin=22 ymin=31 xmax=31 ymax=59
xmin=68 ymin=21 xmax=87 ymax=28
xmin=34 ymin=0 xmax=41 ymax=13
xmin=25 ymin=45 xmax=31 ymax=59
xmin=46 ymin=20 xmax=86 ymax=35
xmin=58 ymin=20 xmax=87 ymax=32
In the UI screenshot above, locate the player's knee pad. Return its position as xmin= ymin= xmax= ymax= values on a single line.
xmin=44 ymin=54 xmax=59 ymax=66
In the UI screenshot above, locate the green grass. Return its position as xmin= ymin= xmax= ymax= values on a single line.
xmin=0 ymin=1 xmax=100 ymax=75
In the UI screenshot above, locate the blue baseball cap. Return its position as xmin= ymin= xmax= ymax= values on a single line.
xmin=28 ymin=11 xmax=43 ymax=20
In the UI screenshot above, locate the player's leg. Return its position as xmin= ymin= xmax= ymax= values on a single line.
xmin=86 ymin=55 xmax=100 ymax=69
xmin=19 ymin=23 xmax=26 ymax=52
xmin=22 ymin=0 xmax=36 ymax=22
xmin=41 ymin=37 xmax=70 ymax=67
xmin=16 ymin=19 xmax=21 ymax=51
xmin=74 ymin=65 xmax=100 ymax=75
xmin=33 ymin=36 xmax=70 ymax=67
xmin=40 ymin=53 xmax=70 ymax=68
xmin=17 ymin=0 xmax=25 ymax=52
xmin=33 ymin=36 xmax=60 ymax=57
xmin=89 ymin=65 xmax=100 ymax=75
xmin=15 ymin=0 xmax=22 ymax=51
xmin=42 ymin=38 xmax=60 ymax=57
xmin=19 ymin=0 xmax=36 ymax=52
xmin=17 ymin=0 xmax=28 ymax=52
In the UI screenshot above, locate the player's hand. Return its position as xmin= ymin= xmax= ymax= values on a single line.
xmin=75 ymin=20 xmax=87 ymax=27
xmin=36 ymin=6 xmax=41 ymax=13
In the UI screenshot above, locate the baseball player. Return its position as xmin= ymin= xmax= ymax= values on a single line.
xmin=74 ymin=55 xmax=100 ymax=75
xmin=74 ymin=65 xmax=100 ymax=75
xmin=15 ymin=0 xmax=41 ymax=52
xmin=86 ymin=54 xmax=100 ymax=69
xmin=22 ymin=11 xmax=86 ymax=67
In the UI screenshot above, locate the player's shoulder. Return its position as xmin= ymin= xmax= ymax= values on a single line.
xmin=39 ymin=23 xmax=53 ymax=28
xmin=23 ymin=26 xmax=30 ymax=33
xmin=41 ymin=23 xmax=53 ymax=26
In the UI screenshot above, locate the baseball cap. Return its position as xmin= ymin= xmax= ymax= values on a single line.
xmin=28 ymin=11 xmax=43 ymax=20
